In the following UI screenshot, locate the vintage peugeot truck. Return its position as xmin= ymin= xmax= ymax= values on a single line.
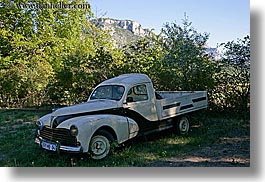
xmin=35 ymin=74 xmax=207 ymax=159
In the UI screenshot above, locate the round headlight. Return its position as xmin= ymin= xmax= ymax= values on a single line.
xmin=36 ymin=120 xmax=43 ymax=130
xmin=70 ymin=125 xmax=78 ymax=136
xmin=36 ymin=120 xmax=43 ymax=127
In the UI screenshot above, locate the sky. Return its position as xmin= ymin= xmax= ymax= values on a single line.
xmin=87 ymin=0 xmax=250 ymax=48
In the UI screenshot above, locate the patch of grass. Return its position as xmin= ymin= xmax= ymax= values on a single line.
xmin=0 ymin=109 xmax=249 ymax=167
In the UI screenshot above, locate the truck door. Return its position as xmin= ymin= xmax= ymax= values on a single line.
xmin=124 ymin=84 xmax=158 ymax=123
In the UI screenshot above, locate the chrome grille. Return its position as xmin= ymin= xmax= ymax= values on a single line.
xmin=40 ymin=126 xmax=77 ymax=147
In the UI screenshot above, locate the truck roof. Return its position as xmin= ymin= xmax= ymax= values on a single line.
xmin=100 ymin=73 xmax=152 ymax=86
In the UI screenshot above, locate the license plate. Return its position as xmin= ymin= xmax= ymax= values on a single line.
xmin=41 ymin=141 xmax=57 ymax=151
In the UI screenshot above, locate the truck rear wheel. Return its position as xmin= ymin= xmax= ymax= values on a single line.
xmin=176 ymin=116 xmax=190 ymax=135
xmin=89 ymin=130 xmax=114 ymax=160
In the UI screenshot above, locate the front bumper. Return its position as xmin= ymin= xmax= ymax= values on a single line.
xmin=35 ymin=137 xmax=82 ymax=153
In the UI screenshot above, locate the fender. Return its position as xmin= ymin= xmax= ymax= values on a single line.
xmin=57 ymin=114 xmax=139 ymax=152
xmin=37 ymin=113 xmax=52 ymax=126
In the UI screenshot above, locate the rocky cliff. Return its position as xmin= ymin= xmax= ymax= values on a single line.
xmin=97 ymin=18 xmax=150 ymax=36
xmin=95 ymin=18 xmax=150 ymax=46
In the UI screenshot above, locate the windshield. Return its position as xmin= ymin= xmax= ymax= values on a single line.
xmin=90 ymin=85 xmax=125 ymax=101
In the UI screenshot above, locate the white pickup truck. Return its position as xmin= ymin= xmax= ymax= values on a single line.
xmin=35 ymin=74 xmax=207 ymax=159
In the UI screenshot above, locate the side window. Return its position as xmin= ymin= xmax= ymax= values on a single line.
xmin=127 ymin=84 xmax=148 ymax=102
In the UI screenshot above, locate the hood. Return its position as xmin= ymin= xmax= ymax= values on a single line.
xmin=52 ymin=99 xmax=119 ymax=117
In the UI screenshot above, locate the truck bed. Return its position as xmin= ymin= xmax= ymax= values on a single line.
xmin=155 ymin=91 xmax=207 ymax=120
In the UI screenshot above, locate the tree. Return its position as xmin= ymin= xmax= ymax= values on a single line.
xmin=213 ymin=35 xmax=250 ymax=114
xmin=119 ymin=34 xmax=163 ymax=86
xmin=158 ymin=17 xmax=217 ymax=92
xmin=50 ymin=24 xmax=120 ymax=104
xmin=0 ymin=0 xmax=116 ymax=106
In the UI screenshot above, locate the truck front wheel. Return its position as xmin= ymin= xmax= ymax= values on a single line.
xmin=89 ymin=130 xmax=114 ymax=160
xmin=176 ymin=116 xmax=190 ymax=135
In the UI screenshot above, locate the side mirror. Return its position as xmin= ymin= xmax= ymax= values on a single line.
xmin=126 ymin=97 xmax=133 ymax=103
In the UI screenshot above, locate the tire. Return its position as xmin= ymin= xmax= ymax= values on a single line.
xmin=89 ymin=130 xmax=114 ymax=160
xmin=176 ymin=116 xmax=190 ymax=135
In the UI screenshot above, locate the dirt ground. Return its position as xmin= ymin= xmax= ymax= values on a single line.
xmin=145 ymin=135 xmax=250 ymax=167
